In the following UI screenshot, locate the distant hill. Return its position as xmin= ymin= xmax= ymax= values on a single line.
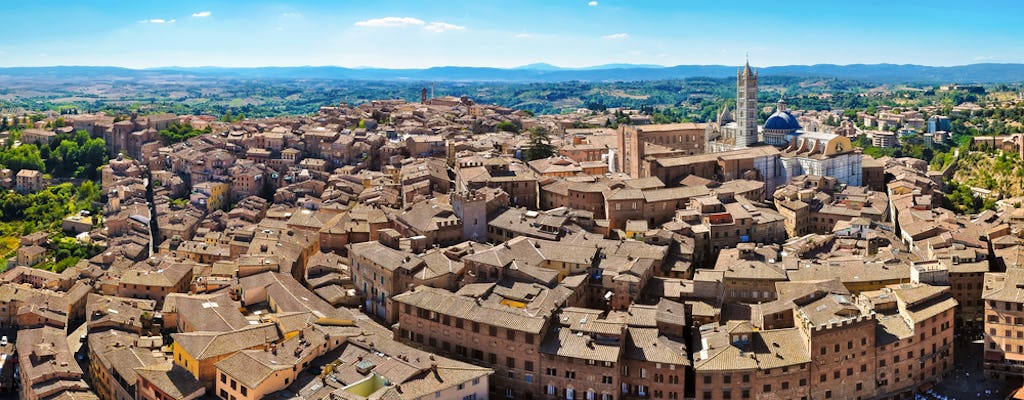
xmin=2 ymin=63 xmax=1024 ymax=83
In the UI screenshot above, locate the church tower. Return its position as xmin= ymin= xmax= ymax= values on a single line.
xmin=735 ymin=61 xmax=759 ymax=147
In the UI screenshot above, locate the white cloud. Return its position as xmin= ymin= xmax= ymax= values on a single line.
xmin=974 ymin=55 xmax=995 ymax=61
xmin=273 ymin=26 xmax=285 ymax=32
xmin=141 ymin=18 xmax=175 ymax=24
xmin=602 ymin=33 xmax=628 ymax=40
xmin=191 ymin=11 xmax=211 ymax=18
xmin=424 ymin=22 xmax=465 ymax=33
xmin=514 ymin=33 xmax=534 ymax=39
xmin=588 ymin=1 xmax=599 ymax=6
xmin=354 ymin=17 xmax=425 ymax=27
xmin=281 ymin=12 xmax=302 ymax=17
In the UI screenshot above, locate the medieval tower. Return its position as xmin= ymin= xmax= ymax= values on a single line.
xmin=735 ymin=61 xmax=759 ymax=148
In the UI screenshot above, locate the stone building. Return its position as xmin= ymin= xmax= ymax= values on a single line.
xmin=616 ymin=123 xmax=707 ymax=177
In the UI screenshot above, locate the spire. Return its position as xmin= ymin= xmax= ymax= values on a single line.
xmin=777 ymin=97 xmax=787 ymax=112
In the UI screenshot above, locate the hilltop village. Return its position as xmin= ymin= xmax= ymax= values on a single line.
xmin=2 ymin=64 xmax=1023 ymax=400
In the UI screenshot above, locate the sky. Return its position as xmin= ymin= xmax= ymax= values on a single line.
xmin=1 ymin=0 xmax=1023 ymax=69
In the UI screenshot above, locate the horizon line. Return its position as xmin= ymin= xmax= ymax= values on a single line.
xmin=0 ymin=62 xmax=1020 ymax=70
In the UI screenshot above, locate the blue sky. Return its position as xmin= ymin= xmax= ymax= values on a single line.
xmin=1 ymin=0 xmax=1023 ymax=68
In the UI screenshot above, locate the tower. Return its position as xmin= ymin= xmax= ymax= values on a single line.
xmin=735 ymin=61 xmax=759 ymax=147
xmin=452 ymin=190 xmax=488 ymax=243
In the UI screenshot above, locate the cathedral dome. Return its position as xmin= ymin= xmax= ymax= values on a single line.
xmin=764 ymin=111 xmax=800 ymax=131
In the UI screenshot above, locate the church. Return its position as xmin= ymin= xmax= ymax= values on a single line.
xmin=705 ymin=62 xmax=862 ymax=188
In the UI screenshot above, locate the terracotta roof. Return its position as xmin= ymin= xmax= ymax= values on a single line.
xmin=393 ymin=284 xmax=566 ymax=334
xmin=624 ymin=327 xmax=689 ymax=365
xmin=172 ymin=322 xmax=280 ymax=360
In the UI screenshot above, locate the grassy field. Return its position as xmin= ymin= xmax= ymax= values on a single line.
xmin=0 ymin=236 xmax=18 ymax=271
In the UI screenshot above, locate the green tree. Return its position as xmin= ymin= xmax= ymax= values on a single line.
xmin=525 ymin=127 xmax=556 ymax=161
xmin=496 ymin=121 xmax=519 ymax=133
xmin=0 ymin=144 xmax=45 ymax=173
xmin=159 ymin=123 xmax=210 ymax=143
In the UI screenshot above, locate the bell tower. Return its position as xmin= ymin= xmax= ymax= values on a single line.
xmin=735 ymin=60 xmax=759 ymax=147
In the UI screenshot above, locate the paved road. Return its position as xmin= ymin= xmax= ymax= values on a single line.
xmin=931 ymin=339 xmax=1013 ymax=400
xmin=67 ymin=323 xmax=88 ymax=354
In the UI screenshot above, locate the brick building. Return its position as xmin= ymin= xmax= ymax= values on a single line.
xmin=616 ymin=123 xmax=707 ymax=177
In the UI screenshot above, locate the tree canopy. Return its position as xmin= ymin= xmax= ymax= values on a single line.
xmin=44 ymin=130 xmax=107 ymax=179
xmin=525 ymin=126 xmax=556 ymax=161
xmin=159 ymin=122 xmax=211 ymax=143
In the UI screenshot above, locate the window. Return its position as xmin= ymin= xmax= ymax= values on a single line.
xmin=825 ymin=391 xmax=832 ymax=399
xmin=240 ymin=387 xmax=247 ymax=397
xmin=525 ymin=361 xmax=534 ymax=371
xmin=547 ymin=385 xmax=557 ymax=395
xmin=489 ymin=326 xmax=498 ymax=337
xmin=231 ymin=380 xmax=237 ymax=390
xmin=507 ymin=330 xmax=516 ymax=341
xmin=525 ymin=334 xmax=534 ymax=344
xmin=565 ymin=371 xmax=576 ymax=379
xmin=505 ymin=388 xmax=514 ymax=399
xmin=781 ymin=382 xmax=789 ymax=390
xmin=603 ymin=375 xmax=613 ymax=384
xmin=546 ymin=368 xmax=558 ymax=376
xmin=724 ymin=374 xmax=732 ymax=384
xmin=507 ymin=357 xmax=516 ymax=369
xmin=704 ymin=375 xmax=712 ymax=384
xmin=220 ymin=374 xmax=227 ymax=384
xmin=763 ymin=385 xmax=771 ymax=393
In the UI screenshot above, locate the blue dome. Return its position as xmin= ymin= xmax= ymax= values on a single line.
xmin=764 ymin=111 xmax=801 ymax=131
